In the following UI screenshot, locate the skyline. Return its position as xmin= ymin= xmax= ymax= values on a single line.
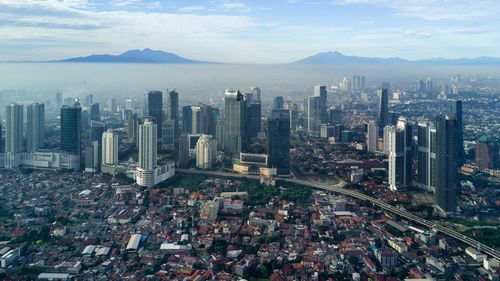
xmin=1 ymin=0 xmax=499 ymax=64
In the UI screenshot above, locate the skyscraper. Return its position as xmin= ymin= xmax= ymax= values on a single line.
xmin=435 ymin=115 xmax=458 ymax=214
xmin=273 ymin=96 xmax=284 ymax=110
xmin=475 ymin=136 xmax=499 ymax=170
xmin=138 ymin=118 xmax=157 ymax=170
xmin=26 ymin=103 xmax=45 ymax=152
xmin=267 ymin=110 xmax=290 ymax=175
xmin=108 ymin=98 xmax=117 ymax=112
xmin=314 ymin=85 xmax=328 ymax=123
xmin=447 ymin=99 xmax=464 ymax=165
xmin=90 ymin=103 xmax=100 ymax=122
xmin=55 ymin=92 xmax=63 ymax=110
xmin=182 ymin=105 xmax=192 ymax=133
xmin=178 ymin=133 xmax=189 ymax=168
xmin=145 ymin=91 xmax=163 ymax=141
xmin=195 ymin=134 xmax=217 ymax=169
xmin=60 ymin=101 xmax=82 ymax=156
xmin=388 ymin=119 xmax=413 ymax=191
xmin=102 ymin=129 xmax=118 ymax=166
xmin=426 ymin=78 xmax=433 ymax=96
xmin=244 ymin=92 xmax=261 ymax=140
xmin=328 ymin=107 xmax=342 ymax=125
xmin=127 ymin=111 xmax=138 ymax=144
xmin=163 ymin=90 xmax=179 ymax=151
xmin=377 ymin=88 xmax=389 ymax=135
xmin=223 ymin=89 xmax=246 ymax=159
xmin=5 ymin=103 xmax=24 ymax=154
xmin=191 ymin=106 xmax=204 ymax=134
xmin=417 ymin=122 xmax=432 ymax=190
xmin=304 ymin=96 xmax=320 ymax=135
xmin=84 ymin=94 xmax=93 ymax=107
xmin=251 ymin=87 xmax=261 ymax=103
xmin=366 ymin=121 xmax=379 ymax=153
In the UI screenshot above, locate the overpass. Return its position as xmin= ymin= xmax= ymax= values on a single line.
xmin=176 ymin=169 xmax=500 ymax=260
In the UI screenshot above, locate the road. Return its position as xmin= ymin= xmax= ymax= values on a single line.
xmin=176 ymin=169 xmax=500 ymax=260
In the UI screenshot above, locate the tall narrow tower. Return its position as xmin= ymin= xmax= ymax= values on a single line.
xmin=5 ymin=104 xmax=24 ymax=154
xmin=27 ymin=103 xmax=45 ymax=152
xmin=138 ymin=118 xmax=157 ymax=170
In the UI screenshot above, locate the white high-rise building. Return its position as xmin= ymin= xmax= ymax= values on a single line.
xmin=138 ymin=119 xmax=157 ymax=170
xmin=102 ymin=129 xmax=118 ymax=166
xmin=27 ymin=103 xmax=45 ymax=152
xmin=388 ymin=118 xmax=413 ymax=191
xmin=383 ymin=125 xmax=393 ymax=155
xmin=366 ymin=121 xmax=379 ymax=153
xmin=5 ymin=104 xmax=24 ymax=154
xmin=195 ymin=134 xmax=217 ymax=169
xmin=191 ymin=106 xmax=203 ymax=134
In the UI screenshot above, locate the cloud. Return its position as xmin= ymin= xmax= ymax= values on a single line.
xmin=333 ymin=0 xmax=500 ymax=21
xmin=179 ymin=5 xmax=207 ymax=13
xmin=219 ymin=2 xmax=251 ymax=12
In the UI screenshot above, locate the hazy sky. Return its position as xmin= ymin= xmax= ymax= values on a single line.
xmin=1 ymin=0 xmax=499 ymax=63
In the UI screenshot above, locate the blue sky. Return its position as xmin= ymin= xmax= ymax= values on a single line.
xmin=0 ymin=0 xmax=499 ymax=63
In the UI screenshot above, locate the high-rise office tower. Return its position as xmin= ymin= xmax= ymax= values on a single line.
xmin=447 ymin=99 xmax=464 ymax=165
xmin=417 ymin=122 xmax=432 ymax=190
xmin=163 ymin=90 xmax=179 ymax=151
xmin=195 ymin=134 xmax=217 ymax=169
xmin=5 ymin=104 xmax=24 ymax=154
xmin=223 ymin=89 xmax=246 ymax=159
xmin=273 ymin=96 xmax=284 ymax=110
xmin=55 ymin=92 xmax=63 ymax=109
xmin=182 ymin=105 xmax=192 ymax=133
xmin=475 ymin=136 xmax=499 ymax=170
xmin=377 ymin=88 xmax=389 ymax=135
xmin=90 ymin=103 xmax=100 ymax=122
xmin=125 ymin=98 xmax=135 ymax=111
xmin=244 ymin=93 xmax=261 ymax=140
xmin=108 ymin=98 xmax=117 ymax=112
xmin=435 ymin=115 xmax=458 ymax=213
xmin=304 ymin=96 xmax=320 ymax=135
xmin=207 ymin=106 xmax=219 ymax=136
xmin=284 ymin=101 xmax=299 ymax=132
xmin=251 ymin=87 xmax=261 ymax=103
xmin=341 ymin=77 xmax=351 ymax=91
xmin=84 ymin=94 xmax=93 ymax=107
xmin=127 ymin=112 xmax=138 ymax=144
xmin=388 ymin=119 xmax=413 ymax=191
xmin=0 ymin=123 xmax=3 ymax=153
xmin=145 ymin=91 xmax=163 ymax=141
xmin=138 ymin=118 xmax=157 ymax=170
xmin=426 ymin=78 xmax=433 ymax=96
xmin=314 ymin=85 xmax=328 ymax=123
xmin=27 ymin=103 xmax=45 ymax=152
xmin=352 ymin=75 xmax=365 ymax=91
xmin=366 ymin=121 xmax=379 ymax=153
xmin=429 ymin=127 xmax=437 ymax=192
xmin=102 ymin=129 xmax=118 ymax=166
xmin=178 ymin=133 xmax=189 ymax=168
xmin=267 ymin=110 xmax=290 ymax=175
xmin=61 ymin=101 xmax=82 ymax=159
xmin=90 ymin=121 xmax=105 ymax=144
xmin=84 ymin=141 xmax=99 ymax=172
xmin=191 ymin=106 xmax=203 ymax=134
xmin=383 ymin=125 xmax=392 ymax=155
xmin=328 ymin=107 xmax=342 ymax=125
xmin=418 ymin=80 xmax=426 ymax=93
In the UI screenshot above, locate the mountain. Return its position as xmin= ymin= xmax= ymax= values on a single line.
xmin=293 ymin=51 xmax=408 ymax=64
xmin=293 ymin=51 xmax=500 ymax=65
xmin=58 ymin=48 xmax=210 ymax=64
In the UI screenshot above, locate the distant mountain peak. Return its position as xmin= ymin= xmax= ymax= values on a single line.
xmin=292 ymin=51 xmax=500 ymax=65
xmin=57 ymin=48 xmax=210 ymax=64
